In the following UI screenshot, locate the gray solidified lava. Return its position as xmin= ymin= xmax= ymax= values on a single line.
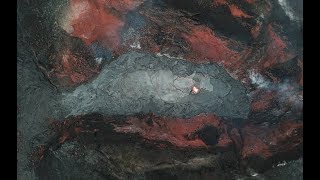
xmin=62 ymin=52 xmax=250 ymax=119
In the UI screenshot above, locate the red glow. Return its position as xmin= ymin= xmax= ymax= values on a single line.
xmin=241 ymin=121 xmax=303 ymax=159
xmin=49 ymin=49 xmax=99 ymax=87
xmin=114 ymin=113 xmax=231 ymax=148
xmin=262 ymin=24 xmax=294 ymax=68
xmin=250 ymin=90 xmax=277 ymax=112
xmin=251 ymin=23 xmax=262 ymax=39
xmin=68 ymin=0 xmax=123 ymax=48
xmin=182 ymin=26 xmax=242 ymax=66
xmin=229 ymin=4 xmax=252 ymax=18
xmin=30 ymin=145 xmax=46 ymax=166
xmin=59 ymin=132 xmax=70 ymax=144
xmin=63 ymin=0 xmax=142 ymax=50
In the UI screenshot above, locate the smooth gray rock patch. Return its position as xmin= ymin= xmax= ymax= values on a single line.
xmin=62 ymin=52 xmax=250 ymax=119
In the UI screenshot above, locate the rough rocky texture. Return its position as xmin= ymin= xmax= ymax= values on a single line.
xmin=33 ymin=113 xmax=241 ymax=179
xmin=17 ymin=1 xmax=69 ymax=178
xmin=112 ymin=113 xmax=233 ymax=148
xmin=17 ymin=0 xmax=302 ymax=179
xmin=262 ymin=158 xmax=303 ymax=180
xmin=17 ymin=37 xmax=61 ymax=179
xmin=30 ymin=113 xmax=302 ymax=179
xmin=62 ymin=52 xmax=250 ymax=119
xmin=236 ymin=158 xmax=303 ymax=180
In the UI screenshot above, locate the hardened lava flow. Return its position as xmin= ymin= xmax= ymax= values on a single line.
xmin=17 ymin=0 xmax=303 ymax=179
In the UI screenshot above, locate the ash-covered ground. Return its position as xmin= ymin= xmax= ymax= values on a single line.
xmin=17 ymin=0 xmax=303 ymax=179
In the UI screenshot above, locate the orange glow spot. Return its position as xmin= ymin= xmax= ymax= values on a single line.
xmin=191 ymin=86 xmax=200 ymax=94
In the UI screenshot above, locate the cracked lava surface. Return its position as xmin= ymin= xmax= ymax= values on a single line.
xmin=18 ymin=0 xmax=303 ymax=179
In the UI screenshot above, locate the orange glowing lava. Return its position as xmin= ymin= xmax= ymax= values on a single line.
xmin=191 ymin=86 xmax=200 ymax=94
